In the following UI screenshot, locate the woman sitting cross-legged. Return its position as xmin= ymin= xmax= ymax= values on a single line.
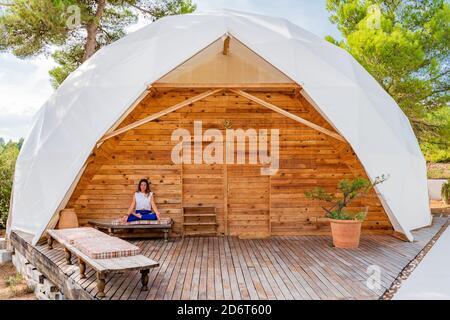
xmin=120 ymin=179 xmax=161 ymax=223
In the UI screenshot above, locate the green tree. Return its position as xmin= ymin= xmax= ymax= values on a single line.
xmin=0 ymin=138 xmax=22 ymax=228
xmin=0 ymin=0 xmax=196 ymax=88
xmin=326 ymin=0 xmax=450 ymax=162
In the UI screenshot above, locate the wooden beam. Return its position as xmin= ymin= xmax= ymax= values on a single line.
xmin=151 ymin=83 xmax=300 ymax=90
xmin=99 ymin=89 xmax=223 ymax=143
xmin=230 ymin=89 xmax=346 ymax=142
xmin=223 ymin=36 xmax=230 ymax=55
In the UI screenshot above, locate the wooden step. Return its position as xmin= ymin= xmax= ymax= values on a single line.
xmin=183 ymin=222 xmax=218 ymax=226
xmin=183 ymin=214 xmax=217 ymax=217
xmin=183 ymin=231 xmax=218 ymax=236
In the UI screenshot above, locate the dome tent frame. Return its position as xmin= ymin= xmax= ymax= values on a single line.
xmin=8 ymin=10 xmax=431 ymax=244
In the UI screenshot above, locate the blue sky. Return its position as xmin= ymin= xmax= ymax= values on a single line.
xmin=0 ymin=0 xmax=340 ymax=142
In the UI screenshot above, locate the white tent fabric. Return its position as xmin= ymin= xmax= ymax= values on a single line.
xmin=393 ymin=224 xmax=450 ymax=299
xmin=8 ymin=9 xmax=431 ymax=245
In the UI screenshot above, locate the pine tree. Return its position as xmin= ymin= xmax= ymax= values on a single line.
xmin=326 ymin=0 xmax=450 ymax=162
xmin=0 ymin=0 xmax=196 ymax=88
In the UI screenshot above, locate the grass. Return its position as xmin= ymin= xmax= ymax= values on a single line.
xmin=0 ymin=263 xmax=36 ymax=300
xmin=428 ymin=163 xmax=450 ymax=179
xmin=6 ymin=273 xmax=23 ymax=287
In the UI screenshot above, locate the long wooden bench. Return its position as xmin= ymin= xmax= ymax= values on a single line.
xmin=46 ymin=228 xmax=159 ymax=298
xmin=88 ymin=218 xmax=172 ymax=241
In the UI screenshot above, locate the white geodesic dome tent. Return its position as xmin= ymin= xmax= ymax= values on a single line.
xmin=8 ymin=9 xmax=431 ymax=245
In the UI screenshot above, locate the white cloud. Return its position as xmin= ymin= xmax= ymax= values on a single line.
xmin=0 ymin=53 xmax=56 ymax=141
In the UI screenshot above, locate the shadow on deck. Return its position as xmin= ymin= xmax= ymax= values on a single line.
xmin=10 ymin=217 xmax=448 ymax=300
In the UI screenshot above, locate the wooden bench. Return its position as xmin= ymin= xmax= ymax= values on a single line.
xmin=46 ymin=228 xmax=159 ymax=298
xmin=88 ymin=218 xmax=172 ymax=241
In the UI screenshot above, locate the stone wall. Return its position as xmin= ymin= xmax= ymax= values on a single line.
xmin=12 ymin=250 xmax=65 ymax=300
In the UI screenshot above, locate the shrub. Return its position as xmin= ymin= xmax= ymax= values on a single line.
xmin=442 ymin=180 xmax=450 ymax=205
xmin=305 ymin=175 xmax=389 ymax=221
xmin=0 ymin=139 xmax=21 ymax=228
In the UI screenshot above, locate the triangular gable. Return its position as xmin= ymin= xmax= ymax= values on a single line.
xmin=155 ymin=36 xmax=295 ymax=86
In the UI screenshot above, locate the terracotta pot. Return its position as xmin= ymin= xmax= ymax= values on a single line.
xmin=57 ymin=209 xmax=79 ymax=229
xmin=329 ymin=219 xmax=362 ymax=249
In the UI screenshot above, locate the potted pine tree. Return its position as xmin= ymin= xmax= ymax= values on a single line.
xmin=305 ymin=175 xmax=388 ymax=249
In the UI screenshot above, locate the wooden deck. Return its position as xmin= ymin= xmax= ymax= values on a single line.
xmin=11 ymin=217 xmax=448 ymax=300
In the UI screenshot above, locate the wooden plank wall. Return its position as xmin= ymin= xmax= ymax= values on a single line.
xmin=66 ymin=89 xmax=392 ymax=237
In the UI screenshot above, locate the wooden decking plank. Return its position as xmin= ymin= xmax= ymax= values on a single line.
xmin=252 ymin=238 xmax=301 ymax=300
xmin=272 ymin=237 xmax=330 ymax=299
xmin=289 ymin=237 xmax=357 ymax=298
xmin=206 ymin=237 xmax=216 ymax=299
xmin=266 ymin=237 xmax=324 ymax=299
xmin=145 ymin=240 xmax=176 ymax=300
xmin=222 ymin=237 xmax=242 ymax=300
xmin=281 ymin=236 xmax=338 ymax=299
xmin=317 ymin=238 xmax=395 ymax=290
xmin=228 ymin=237 xmax=251 ymax=300
xmin=117 ymin=239 xmax=162 ymax=300
xmin=238 ymin=240 xmax=268 ymax=300
xmin=147 ymin=239 xmax=182 ymax=299
xmin=180 ymin=237 xmax=199 ymax=300
xmin=302 ymin=237 xmax=374 ymax=299
xmin=87 ymin=240 xmax=144 ymax=298
xmin=170 ymin=237 xmax=195 ymax=300
xmin=218 ymin=237 xmax=233 ymax=300
xmin=271 ymin=237 xmax=332 ymax=299
xmin=127 ymin=239 xmax=165 ymax=300
xmin=159 ymin=238 xmax=190 ymax=299
xmin=293 ymin=238 xmax=363 ymax=299
xmin=105 ymin=240 xmax=147 ymax=299
xmin=246 ymin=239 xmax=287 ymax=300
xmin=231 ymin=237 xmax=259 ymax=300
xmin=88 ymin=239 xmax=150 ymax=298
xmin=302 ymin=240 xmax=384 ymax=294
xmin=331 ymin=242 xmax=401 ymax=290
xmin=188 ymin=237 xmax=204 ymax=300
xmin=252 ymin=239 xmax=295 ymax=300
xmin=241 ymin=239 xmax=276 ymax=299
xmin=198 ymin=237 xmax=209 ymax=300
xmin=213 ymin=237 xmax=225 ymax=300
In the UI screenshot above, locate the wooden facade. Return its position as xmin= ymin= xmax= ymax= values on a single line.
xmin=65 ymin=88 xmax=392 ymax=237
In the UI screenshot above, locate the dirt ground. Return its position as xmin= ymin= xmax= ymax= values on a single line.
xmin=431 ymin=200 xmax=450 ymax=214
xmin=0 ymin=262 xmax=36 ymax=300
xmin=1 ymin=228 xmax=36 ymax=300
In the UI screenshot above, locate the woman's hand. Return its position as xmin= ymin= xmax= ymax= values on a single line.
xmin=151 ymin=196 xmax=161 ymax=220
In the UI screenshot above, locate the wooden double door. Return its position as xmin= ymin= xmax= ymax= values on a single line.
xmin=182 ymin=163 xmax=270 ymax=237
xmin=226 ymin=164 xmax=271 ymax=237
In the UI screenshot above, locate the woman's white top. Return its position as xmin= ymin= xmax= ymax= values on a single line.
xmin=135 ymin=192 xmax=153 ymax=211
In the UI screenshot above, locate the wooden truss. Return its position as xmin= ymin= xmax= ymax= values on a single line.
xmin=98 ymin=87 xmax=345 ymax=144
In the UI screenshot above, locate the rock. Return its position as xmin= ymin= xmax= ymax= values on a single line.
xmin=0 ymin=249 xmax=13 ymax=264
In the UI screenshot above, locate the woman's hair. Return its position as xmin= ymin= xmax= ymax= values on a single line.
xmin=137 ymin=179 xmax=151 ymax=193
